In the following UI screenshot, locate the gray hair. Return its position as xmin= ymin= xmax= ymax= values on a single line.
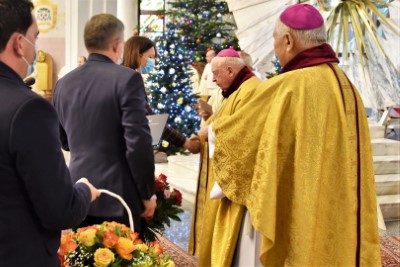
xmin=211 ymin=56 xmax=245 ymax=71
xmin=84 ymin=14 xmax=124 ymax=51
xmin=275 ymin=18 xmax=327 ymax=47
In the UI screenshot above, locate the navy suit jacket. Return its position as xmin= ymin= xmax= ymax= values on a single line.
xmin=53 ymin=54 xmax=155 ymax=218
xmin=0 ymin=62 xmax=91 ymax=267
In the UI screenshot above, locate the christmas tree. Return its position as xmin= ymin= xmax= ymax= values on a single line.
xmin=266 ymin=56 xmax=283 ymax=79
xmin=168 ymin=0 xmax=239 ymax=62
xmin=146 ymin=21 xmax=200 ymax=155
xmin=146 ymin=0 xmax=239 ymax=155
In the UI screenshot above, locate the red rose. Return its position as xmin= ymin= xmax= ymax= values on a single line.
xmin=155 ymin=179 xmax=165 ymax=192
xmin=158 ymin=173 xmax=167 ymax=183
xmin=172 ymin=189 xmax=182 ymax=206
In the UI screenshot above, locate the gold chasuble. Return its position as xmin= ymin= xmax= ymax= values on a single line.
xmin=213 ymin=64 xmax=381 ymax=266
xmin=189 ymin=128 xmax=215 ymax=257
xmin=189 ymin=76 xmax=261 ymax=265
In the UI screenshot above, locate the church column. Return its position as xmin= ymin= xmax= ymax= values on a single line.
xmin=65 ymin=0 xmax=79 ymax=72
xmin=117 ymin=0 xmax=138 ymax=40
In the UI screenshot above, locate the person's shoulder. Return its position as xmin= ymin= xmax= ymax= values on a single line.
xmin=0 ymin=78 xmax=43 ymax=105
xmin=97 ymin=62 xmax=138 ymax=79
xmin=246 ymin=76 xmax=262 ymax=86
xmin=115 ymin=64 xmax=138 ymax=76
xmin=17 ymin=93 xmax=54 ymax=114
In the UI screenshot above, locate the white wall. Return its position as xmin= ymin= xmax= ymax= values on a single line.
xmin=65 ymin=0 xmax=138 ymax=74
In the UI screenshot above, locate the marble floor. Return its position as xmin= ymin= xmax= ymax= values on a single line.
xmin=165 ymin=201 xmax=193 ymax=252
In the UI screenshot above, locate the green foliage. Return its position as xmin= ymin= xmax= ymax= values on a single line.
xmin=141 ymin=174 xmax=184 ymax=242
xmin=266 ymin=56 xmax=282 ymax=79
xmin=147 ymin=0 xmax=239 ymax=155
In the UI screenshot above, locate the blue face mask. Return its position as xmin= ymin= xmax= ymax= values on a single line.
xmin=141 ymin=58 xmax=155 ymax=74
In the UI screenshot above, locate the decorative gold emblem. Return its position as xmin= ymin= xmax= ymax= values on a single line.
xmin=33 ymin=0 xmax=58 ymax=33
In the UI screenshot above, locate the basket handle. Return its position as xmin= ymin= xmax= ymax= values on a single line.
xmin=98 ymin=189 xmax=134 ymax=232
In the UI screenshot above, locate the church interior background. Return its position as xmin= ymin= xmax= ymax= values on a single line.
xmin=29 ymin=0 xmax=399 ymax=265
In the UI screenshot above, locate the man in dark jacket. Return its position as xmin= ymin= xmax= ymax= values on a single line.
xmin=53 ymin=14 xmax=157 ymax=234
xmin=0 ymin=1 xmax=99 ymax=266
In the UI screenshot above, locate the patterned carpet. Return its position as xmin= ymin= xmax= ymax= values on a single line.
xmin=159 ymin=236 xmax=197 ymax=267
xmin=381 ymin=236 xmax=400 ymax=267
xmin=160 ymin=236 xmax=399 ymax=267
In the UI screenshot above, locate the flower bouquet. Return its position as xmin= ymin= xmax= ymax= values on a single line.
xmin=59 ymin=221 xmax=174 ymax=267
xmin=142 ymin=173 xmax=184 ymax=242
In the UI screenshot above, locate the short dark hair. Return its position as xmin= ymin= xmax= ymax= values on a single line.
xmin=122 ymin=36 xmax=155 ymax=70
xmin=0 ymin=0 xmax=34 ymax=52
xmin=84 ymin=14 xmax=124 ymax=51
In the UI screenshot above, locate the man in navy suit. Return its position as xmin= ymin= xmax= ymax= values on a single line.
xmin=53 ymin=14 xmax=157 ymax=234
xmin=0 ymin=1 xmax=100 ymax=266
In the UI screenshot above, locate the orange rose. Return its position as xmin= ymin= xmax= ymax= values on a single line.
xmin=115 ymin=237 xmax=135 ymax=260
xmin=78 ymin=228 xmax=97 ymax=247
xmin=93 ymin=248 xmax=115 ymax=267
xmin=102 ymin=231 xmax=119 ymax=248
xmin=129 ymin=231 xmax=139 ymax=242
xmin=134 ymin=238 xmax=144 ymax=244
xmin=149 ymin=241 xmax=163 ymax=256
xmin=104 ymin=221 xmax=119 ymax=231
xmin=59 ymin=234 xmax=78 ymax=256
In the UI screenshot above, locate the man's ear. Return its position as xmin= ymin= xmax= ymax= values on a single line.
xmin=227 ymin=66 xmax=234 ymax=76
xmin=285 ymin=32 xmax=294 ymax=52
xmin=111 ymin=39 xmax=119 ymax=53
xmin=11 ymin=33 xmax=24 ymax=57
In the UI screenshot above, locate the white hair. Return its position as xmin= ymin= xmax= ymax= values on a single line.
xmin=275 ymin=18 xmax=327 ymax=47
xmin=211 ymin=56 xmax=245 ymax=71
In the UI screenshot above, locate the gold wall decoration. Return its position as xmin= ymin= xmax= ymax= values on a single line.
xmin=35 ymin=50 xmax=54 ymax=102
xmin=33 ymin=0 xmax=58 ymax=33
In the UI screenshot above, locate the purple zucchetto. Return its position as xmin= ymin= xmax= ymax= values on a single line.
xmin=280 ymin=4 xmax=324 ymax=30
xmin=216 ymin=48 xmax=240 ymax=58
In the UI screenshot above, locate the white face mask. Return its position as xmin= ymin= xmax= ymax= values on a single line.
xmin=117 ymin=53 xmax=123 ymax=65
xmin=21 ymin=35 xmax=37 ymax=77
